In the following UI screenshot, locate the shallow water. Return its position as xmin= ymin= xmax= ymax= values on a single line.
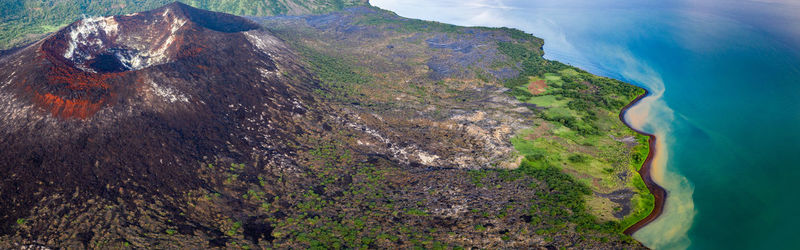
xmin=371 ymin=0 xmax=800 ymax=249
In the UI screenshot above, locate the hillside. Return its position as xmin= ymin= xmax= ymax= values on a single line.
xmin=256 ymin=5 xmax=654 ymax=232
xmin=0 ymin=2 xmax=652 ymax=249
xmin=0 ymin=0 xmax=369 ymax=49
xmin=255 ymin=5 xmax=654 ymax=244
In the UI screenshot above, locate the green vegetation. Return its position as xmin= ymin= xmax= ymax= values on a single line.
xmin=519 ymin=163 xmax=621 ymax=234
xmin=294 ymin=45 xmax=372 ymax=103
xmin=498 ymin=41 xmax=641 ymax=136
xmin=0 ymin=0 xmax=368 ymax=49
xmin=465 ymin=159 xmax=629 ymax=239
xmin=405 ymin=208 xmax=429 ymax=217
xmin=354 ymin=12 xmax=461 ymax=34
xmin=272 ymin=139 xmax=441 ymax=248
xmin=497 ymin=34 xmax=653 ymax=230
xmin=225 ymin=221 xmax=242 ymax=236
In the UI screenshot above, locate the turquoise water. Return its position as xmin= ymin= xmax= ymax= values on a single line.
xmin=372 ymin=0 xmax=800 ymax=249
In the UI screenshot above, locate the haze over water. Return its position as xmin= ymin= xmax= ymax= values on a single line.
xmin=372 ymin=0 xmax=800 ymax=249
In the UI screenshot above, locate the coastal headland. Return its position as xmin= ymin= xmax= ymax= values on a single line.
xmin=620 ymin=91 xmax=668 ymax=235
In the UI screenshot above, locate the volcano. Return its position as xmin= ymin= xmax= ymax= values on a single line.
xmin=0 ymin=2 xmax=322 ymax=242
xmin=7 ymin=2 xmax=276 ymax=119
xmin=0 ymin=2 xmax=649 ymax=249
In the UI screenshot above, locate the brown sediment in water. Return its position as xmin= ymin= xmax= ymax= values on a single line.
xmin=620 ymin=90 xmax=668 ymax=235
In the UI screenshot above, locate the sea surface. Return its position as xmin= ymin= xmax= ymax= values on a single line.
xmin=371 ymin=0 xmax=800 ymax=249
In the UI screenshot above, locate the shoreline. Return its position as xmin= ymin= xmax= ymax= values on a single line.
xmin=619 ymin=90 xmax=668 ymax=235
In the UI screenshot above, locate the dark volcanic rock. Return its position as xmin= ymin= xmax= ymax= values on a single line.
xmin=0 ymin=2 xmax=317 ymax=238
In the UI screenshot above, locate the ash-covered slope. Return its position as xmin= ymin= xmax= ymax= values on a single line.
xmin=0 ymin=1 xmax=319 ymax=241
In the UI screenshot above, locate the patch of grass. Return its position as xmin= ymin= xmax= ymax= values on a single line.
xmin=406 ymin=208 xmax=429 ymax=217
xmin=630 ymin=134 xmax=651 ymax=171
xmin=498 ymin=35 xmax=653 ymax=235
xmin=544 ymin=73 xmax=563 ymax=83
xmin=293 ymin=44 xmax=373 ymax=103
xmin=527 ymin=95 xmax=569 ymax=107
xmin=517 ymin=161 xmax=623 ymax=235
xmin=619 ymin=191 xmax=655 ymax=230
xmin=568 ymin=154 xmax=589 ymax=163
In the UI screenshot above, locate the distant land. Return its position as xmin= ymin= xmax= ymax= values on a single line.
xmin=0 ymin=0 xmax=369 ymax=49
xmin=0 ymin=1 xmax=657 ymax=248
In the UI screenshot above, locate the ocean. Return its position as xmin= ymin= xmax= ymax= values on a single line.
xmin=371 ymin=0 xmax=800 ymax=249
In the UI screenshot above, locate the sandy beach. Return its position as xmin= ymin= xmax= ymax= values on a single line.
xmin=619 ymin=91 xmax=668 ymax=235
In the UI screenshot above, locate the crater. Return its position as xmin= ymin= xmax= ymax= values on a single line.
xmin=88 ymin=53 xmax=128 ymax=73
xmin=43 ymin=13 xmax=184 ymax=73
xmin=41 ymin=2 xmax=260 ymax=74
xmin=24 ymin=2 xmax=263 ymax=119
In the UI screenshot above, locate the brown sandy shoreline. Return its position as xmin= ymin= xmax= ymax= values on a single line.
xmin=619 ymin=90 xmax=668 ymax=236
